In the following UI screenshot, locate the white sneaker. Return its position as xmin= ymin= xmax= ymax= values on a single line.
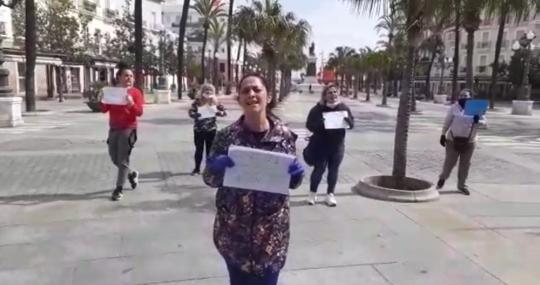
xmin=307 ymin=192 xmax=317 ymax=205
xmin=326 ymin=194 xmax=337 ymax=207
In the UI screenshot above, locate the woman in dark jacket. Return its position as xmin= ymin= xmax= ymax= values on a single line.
xmin=203 ymin=74 xmax=304 ymax=285
xmin=305 ymin=84 xmax=354 ymax=207
xmin=188 ymin=84 xmax=226 ymax=175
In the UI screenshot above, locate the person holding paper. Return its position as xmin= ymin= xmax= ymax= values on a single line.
xmin=203 ymin=74 xmax=304 ymax=285
xmin=100 ymin=63 xmax=145 ymax=201
xmin=305 ymin=84 xmax=354 ymax=206
xmin=437 ymin=89 xmax=486 ymax=195
xmin=188 ymin=84 xmax=227 ymax=175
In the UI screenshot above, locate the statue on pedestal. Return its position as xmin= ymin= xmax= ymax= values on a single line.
xmin=306 ymin=42 xmax=317 ymax=77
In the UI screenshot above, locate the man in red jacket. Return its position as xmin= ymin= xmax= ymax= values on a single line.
xmin=101 ymin=65 xmax=144 ymax=201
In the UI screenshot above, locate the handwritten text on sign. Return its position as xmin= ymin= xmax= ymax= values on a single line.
xmin=223 ymin=145 xmax=295 ymax=195
xmin=101 ymin=87 xmax=129 ymax=105
xmin=323 ymin=111 xmax=348 ymax=129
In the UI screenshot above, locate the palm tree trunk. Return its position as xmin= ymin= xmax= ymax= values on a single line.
xmin=200 ymin=25 xmax=209 ymax=84
xmin=235 ymin=38 xmax=243 ymax=83
xmin=465 ymin=28 xmax=475 ymax=89
xmin=24 ymin=0 xmax=36 ymax=112
xmin=46 ymin=65 xmax=54 ymax=99
xmin=346 ymin=75 xmax=351 ymax=96
xmin=438 ymin=57 xmax=445 ymax=94
xmin=340 ymin=73 xmax=345 ymax=94
xmin=488 ymin=3 xmax=508 ymax=110
xmin=242 ymin=41 xmax=248 ymax=72
xmin=366 ymin=73 xmax=371 ymax=101
xmin=177 ymin=0 xmax=191 ymax=99
xmin=393 ymin=43 xmax=415 ymax=180
xmin=451 ymin=0 xmax=461 ymax=103
xmin=279 ymin=68 xmax=286 ymax=101
xmin=393 ymin=78 xmax=398 ymax=98
xmin=213 ymin=53 xmax=218 ymax=87
xmin=55 ymin=66 xmax=65 ymax=102
xmin=225 ymin=0 xmax=234 ymax=94
xmin=134 ymin=0 xmax=143 ymax=90
xmin=425 ymin=51 xmax=437 ymax=100
xmin=354 ymin=74 xmax=359 ymax=99
xmin=382 ymin=79 xmax=388 ymax=106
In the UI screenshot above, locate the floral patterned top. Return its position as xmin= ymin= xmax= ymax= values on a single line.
xmin=188 ymin=99 xmax=227 ymax=132
xmin=203 ymin=116 xmax=302 ymax=275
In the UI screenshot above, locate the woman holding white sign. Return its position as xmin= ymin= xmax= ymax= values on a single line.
xmin=203 ymin=74 xmax=304 ymax=285
xmin=305 ymin=84 xmax=354 ymax=207
xmin=100 ymin=63 xmax=144 ymax=201
xmin=188 ymin=84 xmax=227 ymax=175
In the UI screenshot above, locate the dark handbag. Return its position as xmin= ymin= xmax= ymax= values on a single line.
xmin=451 ymin=130 xmax=472 ymax=153
xmin=303 ymin=137 xmax=316 ymax=166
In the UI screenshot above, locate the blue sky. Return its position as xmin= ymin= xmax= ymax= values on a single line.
xmin=238 ymin=0 xmax=380 ymax=62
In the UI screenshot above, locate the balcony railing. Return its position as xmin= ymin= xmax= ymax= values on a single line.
xmin=476 ymin=41 xmax=491 ymax=49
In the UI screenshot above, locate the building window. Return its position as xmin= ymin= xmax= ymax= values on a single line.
xmin=152 ymin=12 xmax=157 ymax=28
xmin=18 ymin=62 xmax=26 ymax=92
xmin=480 ymin=55 xmax=487 ymax=66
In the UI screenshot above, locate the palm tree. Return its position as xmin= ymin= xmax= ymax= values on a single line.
xmin=277 ymin=16 xmax=310 ymax=101
xmin=192 ymin=0 xmax=226 ymax=84
xmin=225 ymin=0 xmax=234 ymax=94
xmin=177 ymin=0 xmax=191 ymax=99
xmin=348 ymin=0 xmax=446 ymax=181
xmin=208 ymin=18 xmax=227 ymax=88
xmin=462 ymin=0 xmax=487 ymax=89
xmin=486 ymin=0 xmax=536 ymax=109
xmin=421 ymin=8 xmax=451 ymax=100
xmin=234 ymin=5 xmax=256 ymax=77
xmin=329 ymin=46 xmax=355 ymax=94
xmin=24 ymin=0 xmax=36 ymax=111
xmin=375 ymin=1 xmax=403 ymax=105
xmin=134 ymin=0 xmax=143 ymax=89
xmin=249 ymin=0 xmax=302 ymax=99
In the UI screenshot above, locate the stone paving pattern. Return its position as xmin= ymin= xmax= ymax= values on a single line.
xmin=0 ymin=94 xmax=539 ymax=284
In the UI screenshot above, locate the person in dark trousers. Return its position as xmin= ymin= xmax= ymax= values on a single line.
xmin=306 ymin=84 xmax=354 ymax=206
xmin=203 ymin=74 xmax=304 ymax=285
xmin=188 ymin=84 xmax=227 ymax=175
xmin=101 ymin=63 xmax=144 ymax=201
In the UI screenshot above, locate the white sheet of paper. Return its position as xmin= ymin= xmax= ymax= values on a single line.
xmin=101 ymin=87 xmax=128 ymax=105
xmin=323 ymin=111 xmax=348 ymax=129
xmin=223 ymin=145 xmax=295 ymax=195
xmin=198 ymin=105 xmax=217 ymax=119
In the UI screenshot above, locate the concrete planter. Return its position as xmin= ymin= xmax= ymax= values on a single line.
xmin=0 ymin=96 xmax=24 ymax=127
xmin=353 ymin=175 xmax=438 ymax=203
xmin=511 ymin=100 xmax=534 ymax=116
xmin=154 ymin=89 xmax=171 ymax=104
xmin=434 ymin=94 xmax=447 ymax=104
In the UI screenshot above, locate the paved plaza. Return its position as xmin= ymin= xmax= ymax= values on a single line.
xmin=0 ymin=93 xmax=539 ymax=284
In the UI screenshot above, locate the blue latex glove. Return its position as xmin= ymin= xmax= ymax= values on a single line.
xmin=288 ymin=159 xmax=304 ymax=178
xmin=473 ymin=115 xmax=480 ymax=124
xmin=207 ymin=155 xmax=235 ymax=173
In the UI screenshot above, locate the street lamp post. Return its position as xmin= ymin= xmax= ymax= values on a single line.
xmin=511 ymin=30 xmax=536 ymax=115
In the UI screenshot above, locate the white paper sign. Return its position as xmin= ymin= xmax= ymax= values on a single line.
xmin=223 ymin=145 xmax=295 ymax=195
xmin=198 ymin=105 xmax=217 ymax=119
xmin=323 ymin=111 xmax=348 ymax=129
xmin=101 ymin=87 xmax=128 ymax=105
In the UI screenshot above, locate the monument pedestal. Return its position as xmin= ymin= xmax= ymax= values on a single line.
xmin=154 ymin=89 xmax=171 ymax=104
xmin=0 ymin=96 xmax=24 ymax=127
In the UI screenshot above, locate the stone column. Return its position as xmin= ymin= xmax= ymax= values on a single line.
xmin=0 ymin=43 xmax=24 ymax=127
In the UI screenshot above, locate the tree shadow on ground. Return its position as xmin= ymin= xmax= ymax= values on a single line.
xmin=111 ymin=184 xmax=216 ymax=214
xmin=0 ymin=190 xmax=112 ymax=206
xmin=142 ymin=117 xmax=194 ymax=126
xmin=139 ymin=171 xmax=191 ymax=182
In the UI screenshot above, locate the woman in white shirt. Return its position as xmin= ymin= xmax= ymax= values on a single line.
xmin=437 ymin=89 xmax=486 ymax=195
